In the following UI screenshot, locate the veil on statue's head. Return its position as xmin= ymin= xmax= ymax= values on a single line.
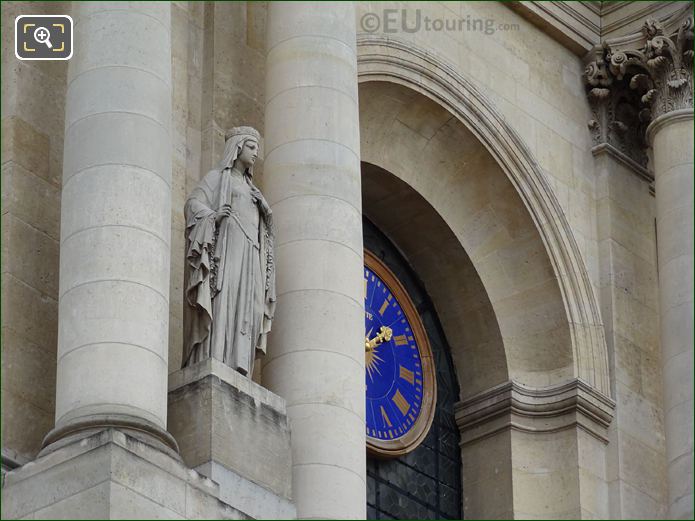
xmin=217 ymin=126 xmax=261 ymax=177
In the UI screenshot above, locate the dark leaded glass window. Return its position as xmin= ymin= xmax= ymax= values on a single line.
xmin=364 ymin=218 xmax=463 ymax=520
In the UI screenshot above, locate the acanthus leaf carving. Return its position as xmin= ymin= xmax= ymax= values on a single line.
xmin=584 ymin=12 xmax=694 ymax=176
xmin=584 ymin=45 xmax=650 ymax=170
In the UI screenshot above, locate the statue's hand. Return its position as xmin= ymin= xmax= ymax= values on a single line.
xmin=215 ymin=204 xmax=232 ymax=224
xmin=251 ymin=188 xmax=272 ymax=216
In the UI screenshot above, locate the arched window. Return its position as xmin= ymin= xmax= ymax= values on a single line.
xmin=364 ymin=218 xmax=462 ymax=520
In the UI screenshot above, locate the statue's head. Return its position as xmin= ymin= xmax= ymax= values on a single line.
xmin=218 ymin=126 xmax=261 ymax=177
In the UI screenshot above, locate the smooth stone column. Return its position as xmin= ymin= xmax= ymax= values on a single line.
xmin=263 ymin=2 xmax=365 ymax=518
xmin=43 ymin=2 xmax=176 ymax=453
xmin=647 ymin=108 xmax=694 ymax=519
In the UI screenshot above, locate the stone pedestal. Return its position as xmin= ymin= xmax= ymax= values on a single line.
xmin=168 ymin=359 xmax=295 ymax=519
xmin=1 ymin=429 xmax=244 ymax=520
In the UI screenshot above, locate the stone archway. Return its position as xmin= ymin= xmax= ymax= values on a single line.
xmin=360 ymin=80 xmax=572 ymax=396
xmin=357 ymin=39 xmax=615 ymax=519
xmin=357 ymin=35 xmax=610 ymax=397
xmin=361 ymin=160 xmax=507 ymax=400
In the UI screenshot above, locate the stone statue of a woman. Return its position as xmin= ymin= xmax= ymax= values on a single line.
xmin=182 ymin=126 xmax=275 ymax=376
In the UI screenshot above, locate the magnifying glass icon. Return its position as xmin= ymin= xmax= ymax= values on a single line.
xmin=33 ymin=26 xmax=53 ymax=49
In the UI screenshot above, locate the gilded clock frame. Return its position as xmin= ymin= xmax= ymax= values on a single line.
xmin=364 ymin=249 xmax=437 ymax=458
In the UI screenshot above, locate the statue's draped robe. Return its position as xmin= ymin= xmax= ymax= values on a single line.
xmin=183 ymin=167 xmax=275 ymax=375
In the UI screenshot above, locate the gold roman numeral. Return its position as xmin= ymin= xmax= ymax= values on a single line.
xmin=392 ymin=389 xmax=411 ymax=415
xmin=380 ymin=406 xmax=392 ymax=427
xmin=378 ymin=299 xmax=389 ymax=316
xmin=399 ymin=365 xmax=415 ymax=385
xmin=394 ymin=335 xmax=408 ymax=346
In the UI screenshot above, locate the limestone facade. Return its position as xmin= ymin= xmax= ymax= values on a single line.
xmin=1 ymin=1 xmax=692 ymax=519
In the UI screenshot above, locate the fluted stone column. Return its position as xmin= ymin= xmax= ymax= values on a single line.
xmin=43 ymin=2 xmax=176 ymax=453
xmin=648 ymin=109 xmax=694 ymax=520
xmin=263 ymin=2 xmax=365 ymax=518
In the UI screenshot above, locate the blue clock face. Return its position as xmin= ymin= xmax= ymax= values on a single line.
xmin=364 ymin=265 xmax=425 ymax=442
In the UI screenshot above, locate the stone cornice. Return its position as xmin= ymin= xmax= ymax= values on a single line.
xmin=455 ymin=379 xmax=616 ymax=445
xmin=602 ymin=1 xmax=689 ymax=41
xmin=585 ymin=2 xmax=602 ymax=17
xmin=591 ymin=142 xmax=653 ymax=181
xmin=555 ymin=1 xmax=601 ymax=35
xmin=600 ymin=2 xmax=628 ymax=17
xmin=507 ymin=1 xmax=600 ymax=55
xmin=506 ymin=2 xmax=691 ymax=56
xmin=1 ymin=448 xmax=27 ymax=473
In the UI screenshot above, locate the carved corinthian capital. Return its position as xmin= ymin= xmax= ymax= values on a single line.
xmin=584 ymin=10 xmax=694 ymax=178
xmin=610 ymin=15 xmax=694 ymax=119
xmin=586 ymin=44 xmax=650 ymax=175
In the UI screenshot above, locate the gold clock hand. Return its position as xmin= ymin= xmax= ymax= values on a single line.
xmin=365 ymin=326 xmax=393 ymax=352
xmin=381 ymin=326 xmax=393 ymax=342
